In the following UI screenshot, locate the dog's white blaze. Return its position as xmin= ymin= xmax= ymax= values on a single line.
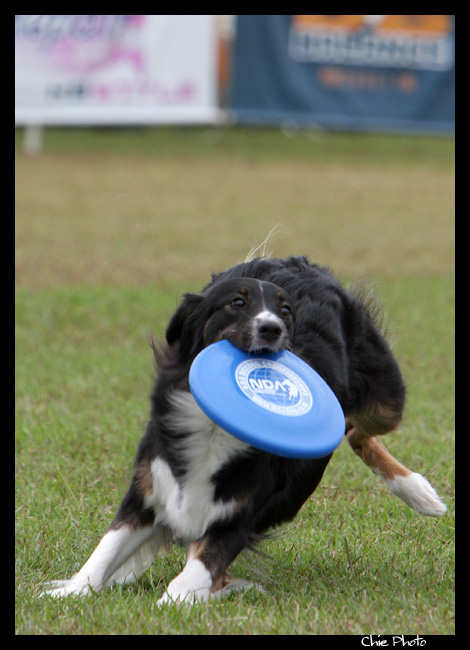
xmin=251 ymin=308 xmax=287 ymax=352
xmin=254 ymin=309 xmax=284 ymax=326
xmin=147 ymin=391 xmax=250 ymax=541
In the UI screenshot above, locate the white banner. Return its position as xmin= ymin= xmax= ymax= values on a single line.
xmin=15 ymin=15 xmax=219 ymax=125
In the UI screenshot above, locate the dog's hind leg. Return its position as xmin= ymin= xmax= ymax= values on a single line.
xmin=346 ymin=421 xmax=446 ymax=517
xmin=345 ymin=293 xmax=446 ymax=517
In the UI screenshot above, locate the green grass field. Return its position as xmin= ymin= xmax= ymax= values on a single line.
xmin=15 ymin=127 xmax=454 ymax=635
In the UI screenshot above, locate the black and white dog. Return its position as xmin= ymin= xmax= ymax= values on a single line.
xmin=43 ymin=256 xmax=446 ymax=604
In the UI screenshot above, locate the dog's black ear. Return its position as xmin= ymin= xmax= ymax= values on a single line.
xmin=166 ymin=293 xmax=205 ymax=346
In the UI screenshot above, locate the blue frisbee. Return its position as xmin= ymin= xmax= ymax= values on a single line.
xmin=189 ymin=340 xmax=345 ymax=459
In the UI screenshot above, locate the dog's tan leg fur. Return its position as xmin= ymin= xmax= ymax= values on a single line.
xmin=346 ymin=419 xmax=446 ymax=517
xmin=347 ymin=429 xmax=410 ymax=480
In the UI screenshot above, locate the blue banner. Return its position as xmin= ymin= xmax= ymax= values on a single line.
xmin=230 ymin=15 xmax=455 ymax=133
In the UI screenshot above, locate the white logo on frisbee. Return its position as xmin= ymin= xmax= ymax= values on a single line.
xmin=235 ymin=359 xmax=313 ymax=416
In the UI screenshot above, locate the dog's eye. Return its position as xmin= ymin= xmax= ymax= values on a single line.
xmin=280 ymin=305 xmax=291 ymax=317
xmin=231 ymin=298 xmax=246 ymax=309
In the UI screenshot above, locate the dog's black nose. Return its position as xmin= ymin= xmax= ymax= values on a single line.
xmin=257 ymin=321 xmax=283 ymax=342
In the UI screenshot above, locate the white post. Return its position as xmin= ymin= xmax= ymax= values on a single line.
xmin=23 ymin=125 xmax=43 ymax=156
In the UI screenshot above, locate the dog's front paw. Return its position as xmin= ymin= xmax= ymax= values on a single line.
xmin=41 ymin=577 xmax=93 ymax=598
xmin=157 ymin=585 xmax=211 ymax=607
xmin=156 ymin=558 xmax=212 ymax=606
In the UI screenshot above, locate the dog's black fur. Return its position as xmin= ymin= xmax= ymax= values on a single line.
xmin=45 ymin=256 xmax=444 ymax=603
xmin=112 ymin=257 xmax=404 ymax=589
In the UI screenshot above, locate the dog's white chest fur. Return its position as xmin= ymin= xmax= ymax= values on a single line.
xmin=146 ymin=391 xmax=250 ymax=541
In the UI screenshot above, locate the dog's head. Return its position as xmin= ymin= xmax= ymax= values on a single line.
xmin=166 ymin=278 xmax=294 ymax=361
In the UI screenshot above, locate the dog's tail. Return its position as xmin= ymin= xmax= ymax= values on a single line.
xmin=244 ymin=223 xmax=282 ymax=262
xmin=343 ymin=281 xmax=446 ymax=517
xmin=346 ymin=423 xmax=446 ymax=516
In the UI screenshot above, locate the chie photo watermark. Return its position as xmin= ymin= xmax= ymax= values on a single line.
xmin=361 ymin=636 xmax=426 ymax=647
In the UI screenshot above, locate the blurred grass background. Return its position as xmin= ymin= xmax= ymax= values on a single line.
xmin=15 ymin=127 xmax=454 ymax=635
xmin=15 ymin=127 xmax=454 ymax=288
